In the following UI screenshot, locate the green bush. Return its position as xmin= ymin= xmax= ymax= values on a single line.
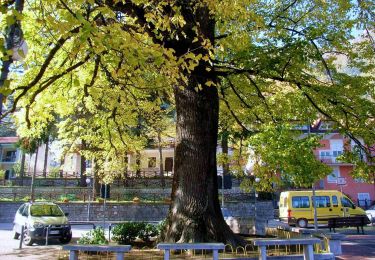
xmin=111 ymin=222 xmax=159 ymax=244
xmin=0 ymin=170 xmax=5 ymax=179
xmin=138 ymin=223 xmax=158 ymax=242
xmin=78 ymin=227 xmax=108 ymax=245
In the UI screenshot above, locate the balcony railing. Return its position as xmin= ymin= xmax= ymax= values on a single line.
xmin=1 ymin=156 xmax=17 ymax=162
xmin=317 ymin=155 xmax=351 ymax=165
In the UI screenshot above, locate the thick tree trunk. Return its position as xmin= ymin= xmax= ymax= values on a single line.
xmin=162 ymin=3 xmax=244 ymax=247
xmin=163 ymin=81 xmax=242 ymax=245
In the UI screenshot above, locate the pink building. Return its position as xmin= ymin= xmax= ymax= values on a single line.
xmin=309 ymin=122 xmax=375 ymax=207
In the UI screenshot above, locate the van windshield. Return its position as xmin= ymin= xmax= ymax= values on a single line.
xmin=30 ymin=204 xmax=64 ymax=217
xmin=341 ymin=197 xmax=355 ymax=208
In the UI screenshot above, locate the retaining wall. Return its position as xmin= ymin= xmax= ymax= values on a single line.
xmin=0 ymin=201 xmax=274 ymax=225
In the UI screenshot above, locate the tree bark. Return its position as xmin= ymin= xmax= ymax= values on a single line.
xmin=162 ymin=6 xmax=243 ymax=245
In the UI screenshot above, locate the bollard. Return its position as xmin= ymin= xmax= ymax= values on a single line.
xmin=45 ymin=226 xmax=49 ymax=246
xmin=109 ymin=224 xmax=112 ymax=242
xmin=19 ymin=225 xmax=24 ymax=249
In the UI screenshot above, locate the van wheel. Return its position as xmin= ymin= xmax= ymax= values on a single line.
xmin=297 ymin=218 xmax=308 ymax=228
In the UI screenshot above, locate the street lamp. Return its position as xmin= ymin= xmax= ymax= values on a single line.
xmin=253 ymin=177 xmax=260 ymax=234
xmin=86 ymin=178 xmax=91 ymax=221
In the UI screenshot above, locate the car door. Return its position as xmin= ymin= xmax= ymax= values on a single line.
xmin=341 ymin=196 xmax=355 ymax=217
xmin=314 ymin=196 xmax=335 ymax=222
xmin=13 ymin=204 xmax=27 ymax=233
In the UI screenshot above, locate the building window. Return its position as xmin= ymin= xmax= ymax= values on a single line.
xmin=85 ymin=160 xmax=92 ymax=168
xmin=327 ymin=167 xmax=340 ymax=183
xmin=320 ymin=151 xmax=331 ymax=158
xmin=292 ymin=196 xmax=310 ymax=208
xmin=3 ymin=151 xmax=17 ymax=162
xmin=358 ymin=193 xmax=371 ymax=207
xmin=148 ymin=157 xmax=156 ymax=168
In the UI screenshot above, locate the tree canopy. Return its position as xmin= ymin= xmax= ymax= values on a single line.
xmin=1 ymin=0 xmax=375 ymax=244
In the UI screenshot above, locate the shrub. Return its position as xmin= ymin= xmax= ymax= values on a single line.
xmin=78 ymin=227 xmax=108 ymax=245
xmin=111 ymin=222 xmax=159 ymax=244
xmin=138 ymin=223 xmax=158 ymax=242
xmin=0 ymin=170 xmax=5 ymax=179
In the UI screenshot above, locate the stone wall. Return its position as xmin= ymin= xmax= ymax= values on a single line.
xmin=0 ymin=186 xmax=258 ymax=202
xmin=0 ymin=201 xmax=275 ymax=228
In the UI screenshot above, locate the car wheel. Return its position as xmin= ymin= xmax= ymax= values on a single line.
xmin=23 ymin=229 xmax=34 ymax=246
xmin=13 ymin=232 xmax=20 ymax=240
xmin=59 ymin=233 xmax=72 ymax=244
xmin=297 ymin=218 xmax=308 ymax=228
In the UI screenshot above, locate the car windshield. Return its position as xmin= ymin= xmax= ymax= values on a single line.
xmin=30 ymin=204 xmax=64 ymax=217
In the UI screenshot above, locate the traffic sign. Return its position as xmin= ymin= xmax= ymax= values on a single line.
xmin=337 ymin=177 xmax=347 ymax=185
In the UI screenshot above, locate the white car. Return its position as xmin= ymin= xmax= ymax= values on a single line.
xmin=13 ymin=202 xmax=72 ymax=246
xmin=366 ymin=205 xmax=375 ymax=224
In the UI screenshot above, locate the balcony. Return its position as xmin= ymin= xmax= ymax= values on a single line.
xmin=1 ymin=155 xmax=17 ymax=163
xmin=317 ymin=155 xmax=352 ymax=165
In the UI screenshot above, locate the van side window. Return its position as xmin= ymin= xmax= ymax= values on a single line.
xmin=315 ymin=196 xmax=331 ymax=207
xmin=292 ymin=196 xmax=310 ymax=208
xmin=332 ymin=196 xmax=338 ymax=207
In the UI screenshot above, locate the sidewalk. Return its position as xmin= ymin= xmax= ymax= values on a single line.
xmin=333 ymin=226 xmax=375 ymax=260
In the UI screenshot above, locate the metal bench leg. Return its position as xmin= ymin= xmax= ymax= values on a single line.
xmin=164 ymin=249 xmax=170 ymax=260
xmin=116 ymin=252 xmax=124 ymax=260
xmin=258 ymin=246 xmax=267 ymax=260
xmin=303 ymin=244 xmax=314 ymax=260
xmin=69 ymin=250 xmax=78 ymax=260
xmin=213 ymin=249 xmax=219 ymax=260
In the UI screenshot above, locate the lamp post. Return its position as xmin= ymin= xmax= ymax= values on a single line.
xmin=221 ymin=172 xmax=225 ymax=208
xmin=86 ymin=178 xmax=91 ymax=221
xmin=253 ymin=177 xmax=260 ymax=234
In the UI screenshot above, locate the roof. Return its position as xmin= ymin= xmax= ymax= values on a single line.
xmin=0 ymin=137 xmax=19 ymax=144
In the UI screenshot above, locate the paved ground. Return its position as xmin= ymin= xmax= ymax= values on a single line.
xmin=332 ymin=226 xmax=375 ymax=260
xmin=0 ymin=223 xmax=93 ymax=260
xmin=1 ymin=223 xmax=375 ymax=259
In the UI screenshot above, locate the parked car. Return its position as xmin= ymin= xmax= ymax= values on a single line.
xmin=366 ymin=205 xmax=375 ymax=224
xmin=13 ymin=202 xmax=72 ymax=246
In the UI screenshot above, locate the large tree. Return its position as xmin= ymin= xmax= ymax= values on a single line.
xmin=1 ymin=0 xmax=375 ymax=245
